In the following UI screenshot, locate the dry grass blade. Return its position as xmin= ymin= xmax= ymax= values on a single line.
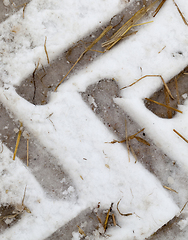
xmin=121 ymin=75 xmax=174 ymax=99
xmin=164 ymin=88 xmax=172 ymax=118
xmin=134 ymin=136 xmax=150 ymax=146
xmin=104 ymin=203 xmax=113 ymax=232
xmin=163 ymin=185 xmax=178 ymax=194
xmin=112 ymin=213 xmax=116 ymax=226
xmin=54 ymin=25 xmax=112 ymax=91
xmin=44 ymin=36 xmax=50 ymax=64
xmin=102 ymin=0 xmax=160 ymax=50
xmin=153 ymin=0 xmax=167 ymax=17
xmin=117 ymin=199 xmax=132 ymax=216
xmin=173 ymin=0 xmax=188 ymax=26
xmin=77 ymin=225 xmax=86 ymax=237
xmin=128 ymin=128 xmax=145 ymax=140
xmin=173 ymin=129 xmax=188 ymax=143
xmin=180 ymin=201 xmax=188 ymax=213
xmin=13 ymin=122 xmax=23 ymax=160
xmin=145 ymin=98 xmax=183 ymax=113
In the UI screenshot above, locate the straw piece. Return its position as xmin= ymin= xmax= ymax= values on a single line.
xmin=164 ymin=88 xmax=172 ymax=118
xmin=173 ymin=129 xmax=188 ymax=143
xmin=153 ymin=0 xmax=167 ymax=17
xmin=180 ymin=201 xmax=188 ymax=213
xmin=13 ymin=122 xmax=23 ymax=160
xmin=117 ymin=199 xmax=132 ymax=216
xmin=145 ymin=98 xmax=183 ymax=113
xmin=77 ymin=225 xmax=86 ymax=237
xmin=104 ymin=203 xmax=113 ymax=231
xmin=102 ymin=0 xmax=160 ymax=49
xmin=54 ymin=25 xmax=112 ymax=91
xmin=173 ymin=0 xmax=188 ymax=26
xmin=44 ymin=36 xmax=50 ymax=64
xmin=121 ymin=75 xmax=174 ymax=100
xmin=134 ymin=136 xmax=150 ymax=146
xmin=163 ymin=185 xmax=178 ymax=194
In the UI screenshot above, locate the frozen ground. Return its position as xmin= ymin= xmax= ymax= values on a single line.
xmin=0 ymin=0 xmax=188 ymax=239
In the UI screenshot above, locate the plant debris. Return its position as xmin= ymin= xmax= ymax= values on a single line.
xmin=117 ymin=199 xmax=132 ymax=217
xmin=145 ymin=98 xmax=183 ymax=113
xmin=173 ymin=129 xmax=188 ymax=143
xmin=121 ymin=75 xmax=174 ymax=100
xmin=163 ymin=185 xmax=178 ymax=194
xmin=44 ymin=36 xmax=50 ymax=64
xmin=13 ymin=122 xmax=23 ymax=160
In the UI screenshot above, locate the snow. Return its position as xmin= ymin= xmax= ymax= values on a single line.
xmin=0 ymin=0 xmax=188 ymax=239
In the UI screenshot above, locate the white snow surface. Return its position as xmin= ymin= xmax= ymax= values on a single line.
xmin=0 ymin=0 xmax=188 ymax=239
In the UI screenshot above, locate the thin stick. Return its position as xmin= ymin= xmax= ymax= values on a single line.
xmin=153 ymin=0 xmax=167 ymax=17
xmin=117 ymin=199 xmax=132 ymax=216
xmin=121 ymin=75 xmax=174 ymax=100
xmin=44 ymin=36 xmax=50 ymax=64
xmin=13 ymin=122 xmax=23 ymax=160
xmin=173 ymin=129 xmax=188 ymax=143
xmin=173 ymin=0 xmax=188 ymax=26
xmin=54 ymin=25 xmax=112 ymax=91
xmin=163 ymin=185 xmax=178 ymax=194
xmin=145 ymin=98 xmax=183 ymax=113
